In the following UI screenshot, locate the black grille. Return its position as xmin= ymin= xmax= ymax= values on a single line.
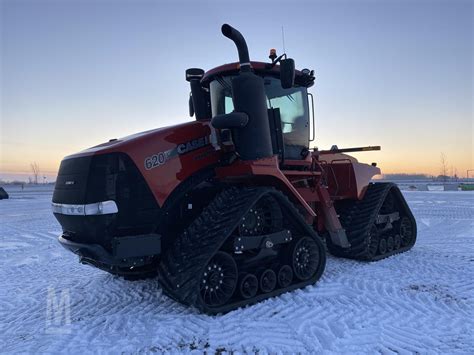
xmin=53 ymin=156 xmax=92 ymax=204
xmin=53 ymin=153 xmax=160 ymax=249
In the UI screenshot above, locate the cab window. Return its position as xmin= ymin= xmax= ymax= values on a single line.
xmin=210 ymin=75 xmax=310 ymax=159
xmin=264 ymin=77 xmax=309 ymax=157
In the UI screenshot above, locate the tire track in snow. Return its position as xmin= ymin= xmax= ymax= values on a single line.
xmin=1 ymin=188 xmax=473 ymax=353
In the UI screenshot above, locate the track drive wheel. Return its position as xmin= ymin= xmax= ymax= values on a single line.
xmin=199 ymin=252 xmax=238 ymax=307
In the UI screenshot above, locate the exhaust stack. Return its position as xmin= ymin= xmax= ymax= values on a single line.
xmin=221 ymin=24 xmax=251 ymax=72
xmin=211 ymin=24 xmax=273 ymax=160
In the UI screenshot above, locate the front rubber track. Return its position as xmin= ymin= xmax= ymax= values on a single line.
xmin=158 ymin=186 xmax=326 ymax=314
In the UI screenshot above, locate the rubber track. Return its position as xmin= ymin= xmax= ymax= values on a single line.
xmin=158 ymin=186 xmax=326 ymax=314
xmin=329 ymin=182 xmax=417 ymax=261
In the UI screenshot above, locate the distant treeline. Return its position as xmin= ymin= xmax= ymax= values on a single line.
xmin=380 ymin=173 xmax=464 ymax=181
xmin=381 ymin=174 xmax=433 ymax=180
xmin=0 ymin=180 xmax=56 ymax=185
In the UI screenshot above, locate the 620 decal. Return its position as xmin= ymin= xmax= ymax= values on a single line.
xmin=144 ymin=149 xmax=173 ymax=170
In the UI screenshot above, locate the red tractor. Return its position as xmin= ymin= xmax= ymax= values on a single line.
xmin=52 ymin=24 xmax=416 ymax=314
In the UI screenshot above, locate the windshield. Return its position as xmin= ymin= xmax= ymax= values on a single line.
xmin=210 ymin=76 xmax=310 ymax=155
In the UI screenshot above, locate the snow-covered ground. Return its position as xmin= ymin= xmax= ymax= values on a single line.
xmin=1 ymin=186 xmax=473 ymax=354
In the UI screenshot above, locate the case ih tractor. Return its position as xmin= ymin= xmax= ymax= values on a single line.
xmin=52 ymin=24 xmax=416 ymax=314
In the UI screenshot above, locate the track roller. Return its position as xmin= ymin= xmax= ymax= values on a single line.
xmin=387 ymin=236 xmax=394 ymax=252
xmin=239 ymin=273 xmax=258 ymax=299
xmin=277 ymin=265 xmax=293 ymax=288
xmin=259 ymin=269 xmax=277 ymax=293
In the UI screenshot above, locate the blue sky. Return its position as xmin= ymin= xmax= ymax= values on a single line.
xmin=1 ymin=0 xmax=472 ymax=181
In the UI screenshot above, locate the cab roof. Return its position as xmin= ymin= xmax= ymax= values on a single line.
xmin=201 ymin=61 xmax=315 ymax=88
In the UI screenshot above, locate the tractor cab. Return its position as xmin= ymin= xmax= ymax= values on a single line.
xmin=189 ymin=60 xmax=315 ymax=162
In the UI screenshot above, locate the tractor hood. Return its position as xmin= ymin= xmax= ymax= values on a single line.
xmin=54 ymin=120 xmax=221 ymax=208
xmin=64 ymin=121 xmax=206 ymax=160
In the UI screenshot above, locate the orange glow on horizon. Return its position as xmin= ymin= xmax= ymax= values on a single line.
xmin=1 ymin=149 xmax=472 ymax=180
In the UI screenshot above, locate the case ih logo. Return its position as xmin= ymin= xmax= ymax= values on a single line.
xmin=177 ymin=136 xmax=209 ymax=155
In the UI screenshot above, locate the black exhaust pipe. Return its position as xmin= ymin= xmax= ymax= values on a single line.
xmin=211 ymin=24 xmax=273 ymax=160
xmin=221 ymin=24 xmax=250 ymax=72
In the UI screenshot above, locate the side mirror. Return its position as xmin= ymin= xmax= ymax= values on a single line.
xmin=185 ymin=68 xmax=204 ymax=82
xmin=186 ymin=68 xmax=209 ymax=120
xmin=280 ymin=58 xmax=295 ymax=89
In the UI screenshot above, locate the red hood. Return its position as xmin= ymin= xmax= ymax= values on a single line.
xmin=64 ymin=121 xmax=203 ymax=160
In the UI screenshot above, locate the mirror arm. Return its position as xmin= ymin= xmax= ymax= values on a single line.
xmin=267 ymin=53 xmax=287 ymax=68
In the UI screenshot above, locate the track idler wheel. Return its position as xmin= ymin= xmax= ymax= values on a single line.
xmin=291 ymin=237 xmax=321 ymax=281
xmin=260 ymin=269 xmax=277 ymax=293
xmin=238 ymin=196 xmax=282 ymax=236
xmin=199 ymin=252 xmax=238 ymax=307
xmin=277 ymin=265 xmax=293 ymax=288
xmin=239 ymin=273 xmax=258 ymax=299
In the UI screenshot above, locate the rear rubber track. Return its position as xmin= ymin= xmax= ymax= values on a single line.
xmin=328 ymin=182 xmax=417 ymax=261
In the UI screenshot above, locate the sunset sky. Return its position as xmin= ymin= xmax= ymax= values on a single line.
xmin=1 ymin=0 xmax=472 ymax=181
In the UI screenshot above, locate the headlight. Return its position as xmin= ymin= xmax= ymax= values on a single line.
xmin=52 ymin=201 xmax=118 ymax=216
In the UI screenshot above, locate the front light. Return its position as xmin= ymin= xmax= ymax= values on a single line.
xmin=52 ymin=201 xmax=118 ymax=216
